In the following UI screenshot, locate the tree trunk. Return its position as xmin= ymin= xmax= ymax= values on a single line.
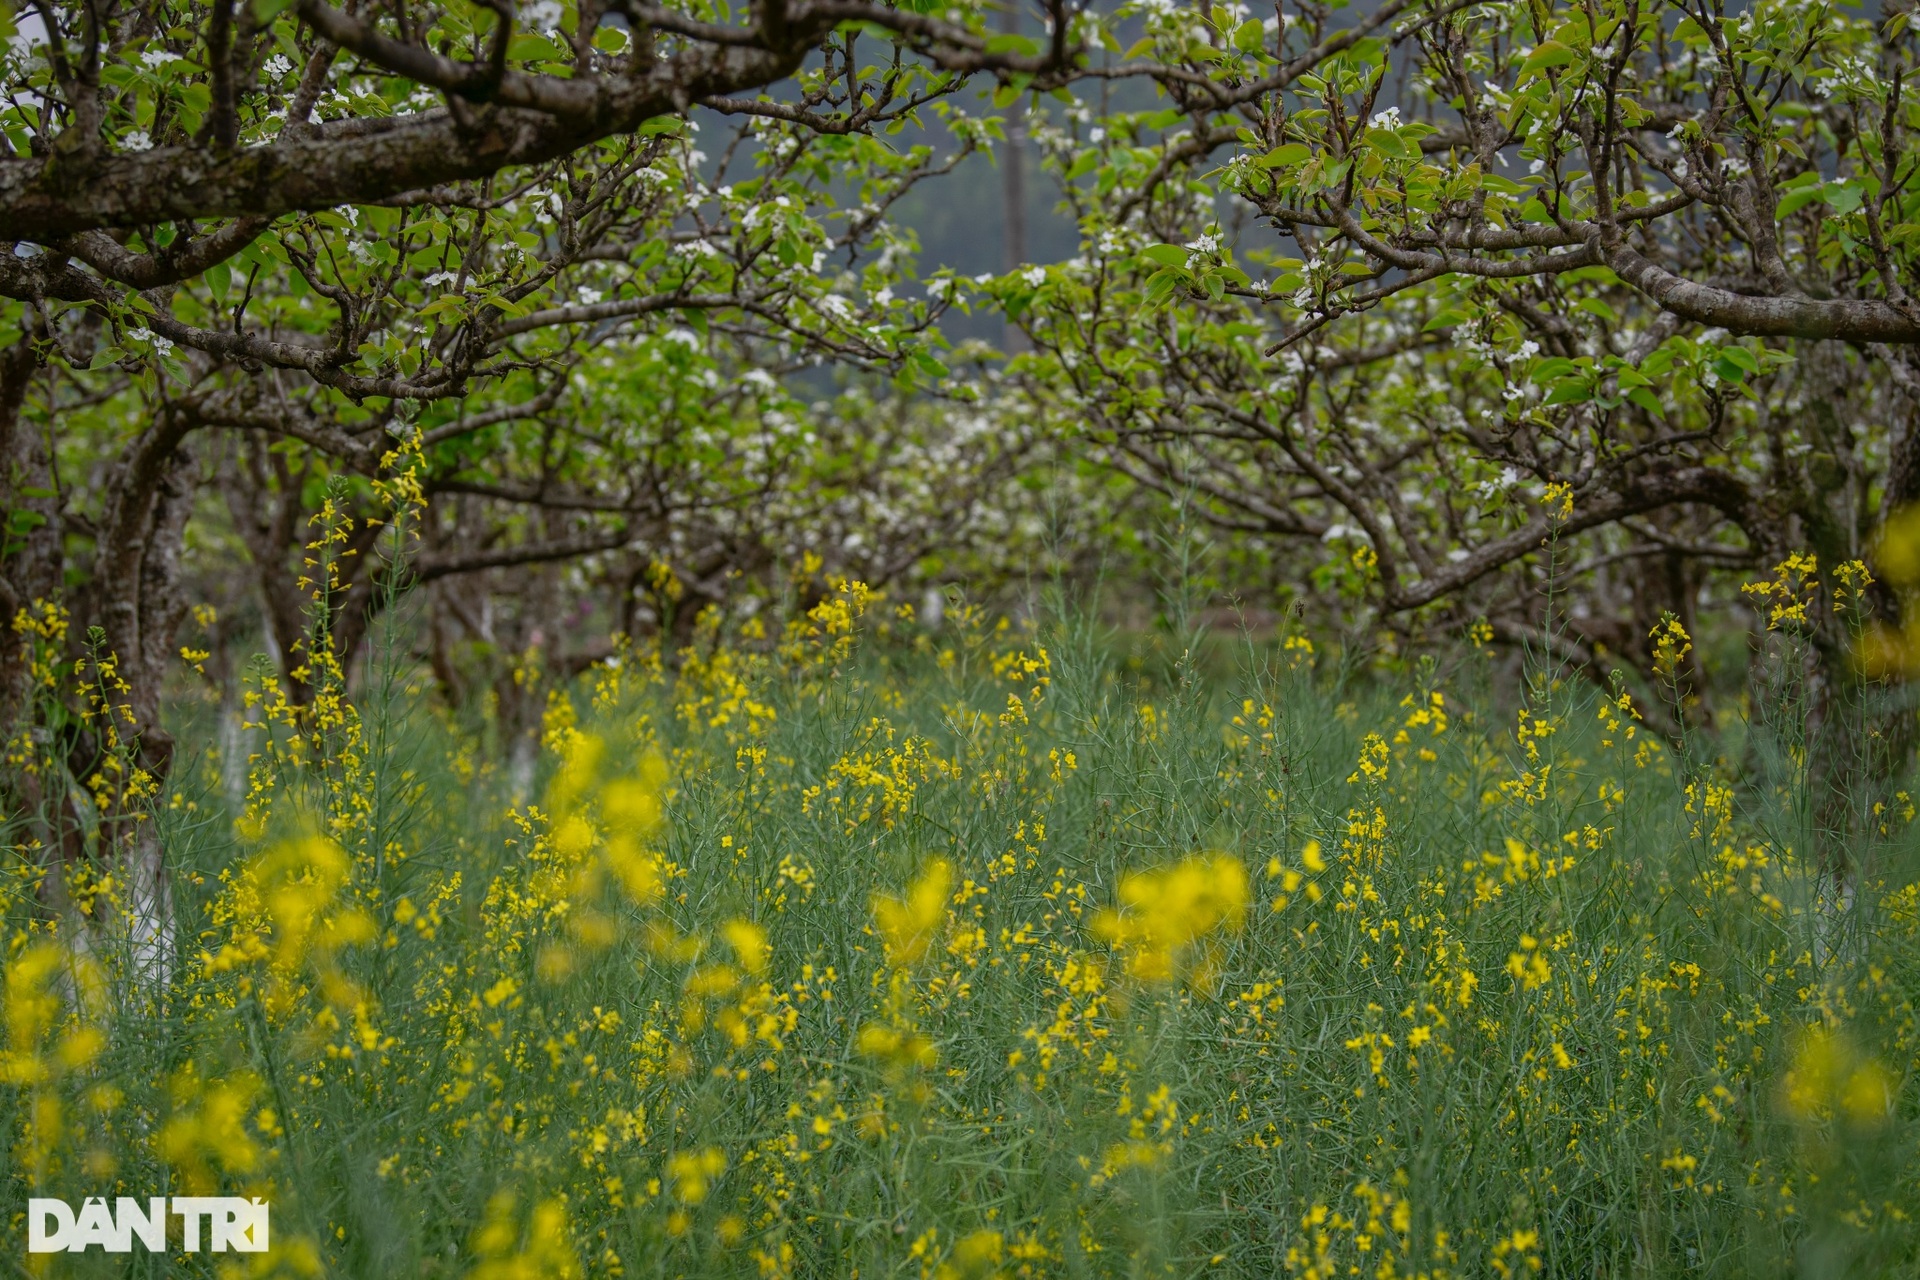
xmin=0 ymin=338 xmax=91 ymax=888
xmin=1 ymin=335 xmax=197 ymax=986
xmin=225 ymin=439 xmax=319 ymax=704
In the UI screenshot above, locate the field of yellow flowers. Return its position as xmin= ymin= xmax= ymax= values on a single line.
xmin=5 ymin=583 xmax=1919 ymax=1278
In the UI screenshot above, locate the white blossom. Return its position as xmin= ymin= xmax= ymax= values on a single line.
xmin=521 ymin=0 xmax=563 ymax=32
xmin=127 ymin=327 xmax=174 ymax=356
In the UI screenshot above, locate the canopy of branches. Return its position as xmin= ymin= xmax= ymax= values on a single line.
xmin=6 ymin=0 xmax=1920 ymax=777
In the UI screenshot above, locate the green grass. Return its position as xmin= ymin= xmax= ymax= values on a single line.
xmin=5 ymin=595 xmax=1919 ymax=1279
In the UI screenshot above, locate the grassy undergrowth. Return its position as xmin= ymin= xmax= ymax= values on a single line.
xmin=5 ymin=588 xmax=1920 ymax=1278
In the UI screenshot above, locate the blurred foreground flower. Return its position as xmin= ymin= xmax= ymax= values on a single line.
xmin=467 ymin=1192 xmax=580 ymax=1280
xmin=1779 ymin=1024 xmax=1895 ymax=1131
xmin=873 ymin=858 xmax=951 ymax=968
xmin=1093 ymin=853 xmax=1247 ymax=982
xmin=1862 ymin=506 xmax=1920 ymax=674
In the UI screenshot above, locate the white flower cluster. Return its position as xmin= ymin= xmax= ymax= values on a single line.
xmin=521 ymin=0 xmax=563 ymax=34
xmin=127 ymin=326 xmax=175 ymax=356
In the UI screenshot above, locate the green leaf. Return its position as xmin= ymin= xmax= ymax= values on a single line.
xmin=1233 ymin=18 xmax=1266 ymax=52
xmin=1825 ymin=181 xmax=1865 ymax=216
xmin=1626 ymin=387 xmax=1664 ymax=415
xmin=1258 ymin=143 xmax=1311 ymax=169
xmin=252 ymin=0 xmax=297 ymax=21
xmin=1529 ymin=357 xmax=1578 ymax=384
xmin=1422 ymin=308 xmax=1471 ymax=332
xmin=1144 ymin=271 xmax=1181 ymax=305
xmin=1774 ymin=188 xmax=1824 ymax=219
xmin=1543 ymin=380 xmax=1593 ymax=406
xmin=986 ymin=33 xmax=1041 ymax=56
xmin=1712 ymin=357 xmax=1752 ymax=386
xmin=1517 ymin=41 xmax=1578 ymax=82
xmin=1141 ymin=244 xmax=1191 ymax=269
xmin=1365 ymin=128 xmax=1417 ymax=161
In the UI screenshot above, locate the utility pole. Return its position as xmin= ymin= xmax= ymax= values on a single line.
xmin=1001 ymin=0 xmax=1028 ymax=354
